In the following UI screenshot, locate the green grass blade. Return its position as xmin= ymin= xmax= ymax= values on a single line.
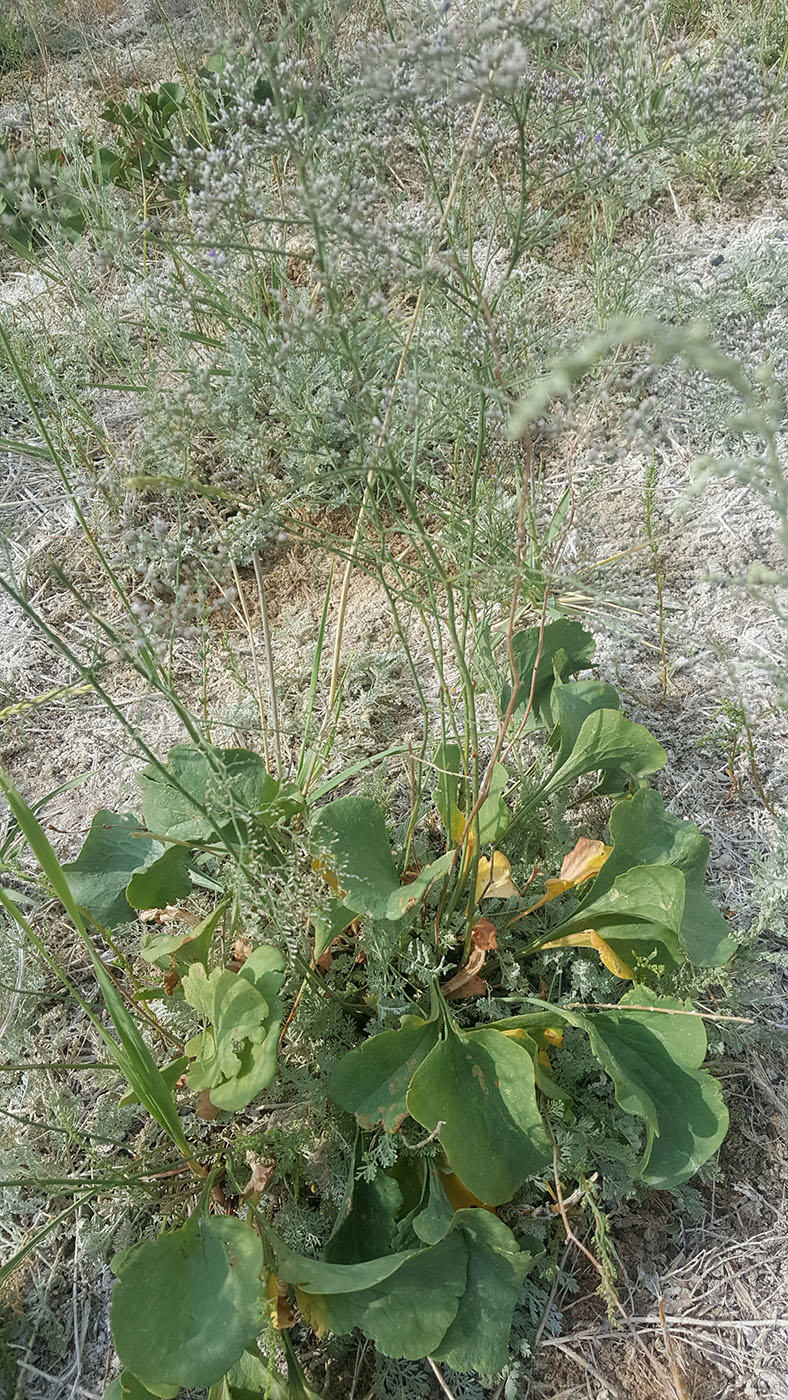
xmin=296 ymin=563 xmax=333 ymax=788
xmin=0 ymin=768 xmax=193 ymax=1158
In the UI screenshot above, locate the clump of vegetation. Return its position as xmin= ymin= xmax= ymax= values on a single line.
xmin=0 ymin=614 xmax=735 ymax=1391
xmin=0 ymin=140 xmax=90 ymax=248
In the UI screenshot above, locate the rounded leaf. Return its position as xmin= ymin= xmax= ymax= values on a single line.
xmin=111 ymin=1215 xmax=263 ymax=1389
xmin=406 ymin=1027 xmax=551 ymax=1205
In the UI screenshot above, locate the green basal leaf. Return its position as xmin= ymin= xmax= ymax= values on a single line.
xmin=130 ymin=1383 xmax=177 ymax=1400
xmin=550 ymin=864 xmax=687 ymax=968
xmin=390 ymin=1163 xmax=434 ymax=1252
xmin=586 ymin=766 xmax=632 ymax=799
xmin=138 ymin=744 xmax=301 ymax=845
xmin=486 ymin=994 xmax=729 ymax=1186
xmin=125 ymin=843 xmax=192 ymax=911
xmin=310 ymin=897 xmax=356 ymax=960
xmin=329 ymin=1013 xmax=441 ymax=1132
xmin=503 ymin=1027 xmax=572 ymax=1103
xmin=501 ymin=618 xmax=595 ymax=729
xmin=210 ymin=1349 xmax=288 ymax=1400
xmin=0 ymin=773 xmax=191 ymax=1156
xmin=482 ymin=1010 xmax=565 ymax=1035
xmin=681 ymin=883 xmax=736 ymax=967
xmin=542 ymin=709 xmax=667 ymax=798
xmin=324 ymin=1136 xmax=403 ymax=1265
xmin=322 ymin=1231 xmax=467 ymax=1360
xmin=280 ymin=1204 xmax=534 ymax=1373
xmin=575 ymin=988 xmax=729 ymax=1186
xmin=310 ymin=796 xmax=400 ymax=919
xmin=111 ymin=1214 xmax=264 ymax=1390
xmin=274 ymin=1239 xmax=415 ymax=1296
xmin=62 ymin=810 xmax=160 ymax=928
xmin=406 ymin=1024 xmax=551 ymax=1205
xmin=185 ymin=973 xmax=270 ymax=1081
xmin=432 ymin=1210 xmax=537 ymax=1376
xmin=104 ymin=1374 xmax=170 ymax=1400
xmin=434 ymin=741 xmax=510 ymax=846
xmin=478 ymin=762 xmax=511 ymax=843
xmin=116 ymin=1373 xmax=171 ymax=1400
xmin=434 ymin=739 xmax=462 ymax=836
xmin=579 ymin=788 xmax=736 ymax=966
xmin=183 ymin=944 xmax=285 ymax=1111
xmin=281 ymin=1336 xmax=325 ymax=1400
xmin=264 ymin=778 xmax=305 ymax=825
xmin=385 ymin=850 xmax=454 ymax=920
xmin=283 ymin=1234 xmax=467 ymax=1361
xmin=138 ymin=745 xmax=237 ymax=842
xmin=140 ymin=902 xmax=225 ymax=977
xmin=551 ymin=678 xmax=621 ymax=765
xmin=312 ymin=797 xmax=455 ymax=926
xmin=411 ymin=1165 xmax=455 ymax=1246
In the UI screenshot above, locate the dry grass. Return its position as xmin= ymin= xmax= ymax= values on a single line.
xmin=532 ymin=1206 xmax=788 ymax=1399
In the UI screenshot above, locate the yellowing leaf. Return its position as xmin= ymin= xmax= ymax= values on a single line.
xmin=294 ymin=1285 xmax=330 ymax=1337
xmin=311 ymin=854 xmax=342 ymax=896
xmin=475 ymin=852 xmax=519 ymax=905
xmin=266 ymin=1274 xmax=296 ymax=1329
xmin=439 ymin=1166 xmax=496 ymax=1215
xmin=442 ymin=946 xmax=487 ymax=1000
xmin=542 ymin=927 xmax=634 ymax=980
xmin=543 ymin=838 xmax=611 ymax=902
xmin=449 ymin=804 xmax=469 ymax=847
xmin=503 ymin=1025 xmax=564 ymax=1049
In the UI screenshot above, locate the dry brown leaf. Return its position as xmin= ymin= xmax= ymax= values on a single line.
xmin=227 ymin=936 xmax=253 ymax=973
xmin=210 ymin=1179 xmax=232 ymax=1211
xmin=442 ymin=917 xmax=500 ymax=999
xmin=401 ymin=867 xmax=424 ymax=886
xmin=445 ymin=972 xmax=487 ymax=999
xmin=442 ymin=945 xmax=487 ymax=999
xmin=241 ymin=1154 xmax=276 ymax=1202
xmin=441 ymin=917 xmax=500 ymax=999
xmin=266 ymin=1274 xmax=296 ymax=1329
xmin=195 ymin=1088 xmax=220 ymax=1120
xmin=162 ymin=966 xmax=180 ymax=996
xmin=138 ymin=905 xmax=198 ymax=926
xmin=472 ymin=917 xmax=498 ymax=951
